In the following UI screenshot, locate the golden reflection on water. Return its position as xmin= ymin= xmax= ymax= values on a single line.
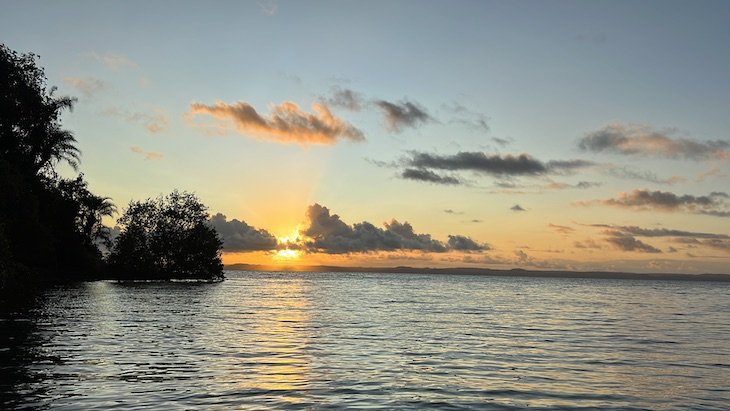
xmin=221 ymin=275 xmax=313 ymax=403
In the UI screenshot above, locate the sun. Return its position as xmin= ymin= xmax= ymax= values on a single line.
xmin=275 ymin=248 xmax=300 ymax=259
xmin=274 ymin=227 xmax=302 ymax=260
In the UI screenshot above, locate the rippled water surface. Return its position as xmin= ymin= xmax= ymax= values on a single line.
xmin=2 ymin=271 xmax=730 ymax=410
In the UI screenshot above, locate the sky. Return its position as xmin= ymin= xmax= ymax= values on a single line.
xmin=2 ymin=0 xmax=730 ymax=273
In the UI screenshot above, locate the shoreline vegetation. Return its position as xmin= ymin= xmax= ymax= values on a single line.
xmin=0 ymin=43 xmax=223 ymax=302
xmin=226 ymin=264 xmax=730 ymax=282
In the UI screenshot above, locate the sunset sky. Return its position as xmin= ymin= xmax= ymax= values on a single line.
xmin=2 ymin=1 xmax=729 ymax=273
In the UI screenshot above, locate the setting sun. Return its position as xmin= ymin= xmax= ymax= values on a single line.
xmin=275 ymin=249 xmax=299 ymax=260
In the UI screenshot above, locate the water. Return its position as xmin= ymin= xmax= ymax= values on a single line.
xmin=2 ymin=271 xmax=729 ymax=410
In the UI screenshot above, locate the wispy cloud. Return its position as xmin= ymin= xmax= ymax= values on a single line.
xmin=209 ymin=213 xmax=278 ymax=252
xmin=374 ymin=99 xmax=433 ymax=132
xmin=579 ymin=123 xmax=730 ymax=160
xmin=442 ymin=102 xmax=490 ymax=133
xmin=322 ymin=87 xmax=365 ymax=111
xmin=602 ymin=164 xmax=685 ymax=185
xmin=63 ymin=76 xmax=106 ymax=97
xmin=548 ymin=224 xmax=575 ymax=235
xmin=511 ymin=204 xmax=527 ymax=212
xmin=187 ymin=100 xmax=364 ymax=145
xmin=258 ymin=0 xmax=278 ymax=15
xmin=86 ymin=51 xmax=139 ymax=71
xmin=104 ymin=107 xmax=169 ymax=134
xmin=130 ymin=146 xmax=163 ymax=161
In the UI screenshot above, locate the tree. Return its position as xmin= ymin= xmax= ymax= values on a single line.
xmin=108 ymin=191 xmax=224 ymax=281
xmin=1 ymin=43 xmax=110 ymax=286
xmin=1 ymin=44 xmax=79 ymax=177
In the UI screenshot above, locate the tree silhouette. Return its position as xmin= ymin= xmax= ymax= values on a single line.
xmin=1 ymin=44 xmax=79 ymax=177
xmin=1 ymin=44 xmax=110 ymax=290
xmin=108 ymin=191 xmax=223 ymax=281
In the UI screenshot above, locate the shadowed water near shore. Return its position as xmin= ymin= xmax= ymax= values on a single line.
xmin=2 ymin=271 xmax=729 ymax=410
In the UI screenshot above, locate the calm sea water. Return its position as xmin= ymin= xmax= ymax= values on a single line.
xmin=1 ymin=271 xmax=729 ymax=410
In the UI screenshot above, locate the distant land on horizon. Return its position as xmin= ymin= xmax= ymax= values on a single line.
xmin=225 ymin=264 xmax=730 ymax=282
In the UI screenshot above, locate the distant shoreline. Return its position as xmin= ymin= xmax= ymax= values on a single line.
xmin=225 ymin=264 xmax=730 ymax=282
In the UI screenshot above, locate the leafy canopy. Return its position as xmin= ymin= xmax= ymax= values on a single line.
xmin=109 ymin=191 xmax=224 ymax=281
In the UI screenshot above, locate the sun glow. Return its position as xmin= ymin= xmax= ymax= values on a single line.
xmin=275 ymin=248 xmax=300 ymax=259
xmin=275 ymin=226 xmax=303 ymax=260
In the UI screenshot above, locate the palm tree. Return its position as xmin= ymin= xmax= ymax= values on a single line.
xmin=81 ymin=194 xmax=117 ymax=247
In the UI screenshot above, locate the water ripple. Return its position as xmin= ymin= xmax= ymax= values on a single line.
xmin=1 ymin=272 xmax=729 ymax=409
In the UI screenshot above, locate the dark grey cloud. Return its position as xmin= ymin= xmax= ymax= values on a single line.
xmin=300 ymin=204 xmax=485 ymax=254
xmin=598 ymin=189 xmax=730 ymax=217
xmin=323 ymin=87 xmax=365 ymax=111
xmin=586 ymin=223 xmax=730 ymax=254
xmin=447 ymin=235 xmax=490 ymax=251
xmin=209 ymin=213 xmax=278 ymax=252
xmin=592 ymin=224 xmax=730 ymax=240
xmin=404 ymin=151 xmax=594 ymax=177
xmin=606 ymin=232 xmax=662 ymax=253
xmin=375 ymin=99 xmax=433 ymax=132
xmin=401 ymin=168 xmax=462 ymax=185
xmin=511 ymin=204 xmax=527 ymax=212
xmin=579 ymin=123 xmax=730 ymax=160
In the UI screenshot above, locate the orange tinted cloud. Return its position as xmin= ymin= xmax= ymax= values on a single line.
xmin=188 ymin=100 xmax=365 ymax=145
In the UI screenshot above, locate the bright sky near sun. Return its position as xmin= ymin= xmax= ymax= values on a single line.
xmin=2 ymin=0 xmax=729 ymax=273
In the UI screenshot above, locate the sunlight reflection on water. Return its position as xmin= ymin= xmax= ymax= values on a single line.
xmin=2 ymin=271 xmax=729 ymax=409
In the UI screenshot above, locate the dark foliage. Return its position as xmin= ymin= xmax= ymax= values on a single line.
xmin=108 ymin=191 xmax=224 ymax=281
xmin=1 ymin=44 xmax=110 ymax=292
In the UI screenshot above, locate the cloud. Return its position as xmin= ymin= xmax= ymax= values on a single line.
xmin=209 ymin=213 xmax=278 ymax=252
xmin=188 ymin=100 xmax=365 ymax=145
xmin=442 ymin=102 xmax=490 ymax=133
xmin=374 ymin=99 xmax=433 ymax=132
xmin=323 ymin=87 xmax=365 ymax=111
xmin=602 ymin=165 xmax=685 ymax=185
xmin=592 ymin=224 xmax=730 ymax=240
xmin=548 ymin=223 xmax=574 ymax=235
xmin=594 ymin=189 xmax=730 ymax=217
xmin=130 ymin=146 xmax=163 ymax=161
xmin=695 ymin=166 xmax=725 ymax=183
xmin=104 ymin=107 xmax=169 ymax=133
xmin=86 ymin=52 xmax=138 ymax=71
xmin=63 ymin=76 xmax=106 ymax=97
xmin=586 ymin=223 xmax=730 ymax=254
xmin=443 ymin=209 xmax=464 ymax=215
xmin=574 ymin=239 xmax=602 ymax=249
xmin=579 ymin=123 xmax=730 ymax=160
xmin=605 ymin=232 xmax=662 ymax=253
xmin=258 ymin=0 xmax=278 ymax=15
xmin=403 ymin=151 xmax=594 ymax=176
xmin=299 ymin=204 xmax=484 ymax=254
xmin=447 ymin=235 xmax=490 ymax=251
xmin=401 ymin=168 xmax=463 ymax=185
xmin=511 ymin=204 xmax=527 ymax=212
xmin=545 ymin=181 xmax=602 ymax=190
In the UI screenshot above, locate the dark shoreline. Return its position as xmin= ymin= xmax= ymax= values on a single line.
xmin=225 ymin=264 xmax=730 ymax=282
